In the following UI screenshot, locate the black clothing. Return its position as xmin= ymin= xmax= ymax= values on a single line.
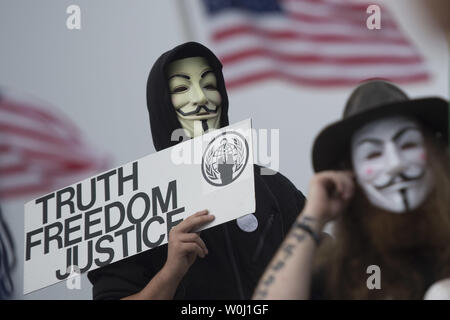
xmin=88 ymin=42 xmax=305 ymax=299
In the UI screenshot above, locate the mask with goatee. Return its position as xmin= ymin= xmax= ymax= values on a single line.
xmin=351 ymin=115 xmax=434 ymax=213
xmin=167 ymin=56 xmax=222 ymax=138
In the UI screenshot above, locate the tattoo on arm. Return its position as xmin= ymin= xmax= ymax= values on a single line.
xmin=254 ymin=288 xmax=268 ymax=298
xmin=254 ymin=224 xmax=314 ymax=299
xmin=271 ymin=260 xmax=285 ymax=271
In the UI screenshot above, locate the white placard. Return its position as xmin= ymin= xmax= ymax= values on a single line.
xmin=24 ymin=119 xmax=255 ymax=294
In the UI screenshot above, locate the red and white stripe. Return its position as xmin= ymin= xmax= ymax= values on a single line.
xmin=0 ymin=93 xmax=108 ymax=200
xmin=207 ymin=0 xmax=429 ymax=89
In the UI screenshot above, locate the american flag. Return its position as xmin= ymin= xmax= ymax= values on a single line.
xmin=0 ymin=91 xmax=109 ymax=200
xmin=201 ymin=0 xmax=430 ymax=89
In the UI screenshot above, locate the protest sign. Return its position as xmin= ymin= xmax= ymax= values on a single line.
xmin=24 ymin=119 xmax=255 ymax=294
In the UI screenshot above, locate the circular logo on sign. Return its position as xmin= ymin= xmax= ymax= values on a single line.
xmin=201 ymin=131 xmax=249 ymax=187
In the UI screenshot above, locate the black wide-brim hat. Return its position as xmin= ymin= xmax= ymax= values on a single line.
xmin=312 ymin=80 xmax=449 ymax=172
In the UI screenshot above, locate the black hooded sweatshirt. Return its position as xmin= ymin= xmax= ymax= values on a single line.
xmin=88 ymin=42 xmax=305 ymax=299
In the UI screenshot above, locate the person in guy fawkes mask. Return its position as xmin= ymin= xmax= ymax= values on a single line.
xmin=254 ymin=80 xmax=450 ymax=300
xmin=88 ymin=42 xmax=305 ymax=300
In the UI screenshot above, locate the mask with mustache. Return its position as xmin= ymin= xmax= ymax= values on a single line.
xmin=351 ymin=116 xmax=434 ymax=213
xmin=167 ymin=56 xmax=222 ymax=138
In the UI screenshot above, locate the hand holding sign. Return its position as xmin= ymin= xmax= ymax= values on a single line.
xmin=123 ymin=210 xmax=215 ymax=300
xmin=164 ymin=210 xmax=214 ymax=280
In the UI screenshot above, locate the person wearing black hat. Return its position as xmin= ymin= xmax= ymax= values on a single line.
xmin=87 ymin=42 xmax=305 ymax=300
xmin=254 ymin=80 xmax=450 ymax=299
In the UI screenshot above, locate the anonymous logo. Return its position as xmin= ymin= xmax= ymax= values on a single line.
xmin=201 ymin=131 xmax=249 ymax=186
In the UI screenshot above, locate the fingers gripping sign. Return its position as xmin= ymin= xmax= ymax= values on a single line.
xmin=165 ymin=210 xmax=215 ymax=279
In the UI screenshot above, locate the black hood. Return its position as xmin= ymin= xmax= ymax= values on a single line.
xmin=146 ymin=42 xmax=230 ymax=151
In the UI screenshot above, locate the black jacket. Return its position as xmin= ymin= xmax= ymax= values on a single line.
xmin=88 ymin=42 xmax=305 ymax=299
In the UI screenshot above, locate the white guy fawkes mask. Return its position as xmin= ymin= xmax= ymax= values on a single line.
xmin=168 ymin=56 xmax=222 ymax=138
xmin=351 ymin=116 xmax=433 ymax=213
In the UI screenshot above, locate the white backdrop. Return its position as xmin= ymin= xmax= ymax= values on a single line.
xmin=0 ymin=0 xmax=447 ymax=299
